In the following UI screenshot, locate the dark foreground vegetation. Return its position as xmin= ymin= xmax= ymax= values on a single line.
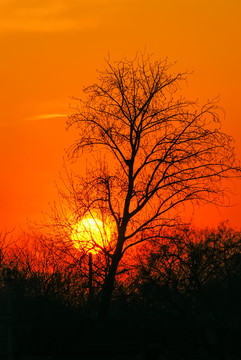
xmin=1 ymin=223 xmax=241 ymax=359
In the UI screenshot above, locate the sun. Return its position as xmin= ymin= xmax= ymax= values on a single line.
xmin=71 ymin=216 xmax=111 ymax=254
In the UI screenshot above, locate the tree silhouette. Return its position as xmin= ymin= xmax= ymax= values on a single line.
xmin=66 ymin=53 xmax=240 ymax=318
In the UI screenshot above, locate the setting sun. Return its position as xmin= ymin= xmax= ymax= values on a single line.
xmin=71 ymin=217 xmax=111 ymax=254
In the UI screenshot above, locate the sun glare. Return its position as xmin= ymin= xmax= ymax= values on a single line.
xmin=71 ymin=216 xmax=111 ymax=254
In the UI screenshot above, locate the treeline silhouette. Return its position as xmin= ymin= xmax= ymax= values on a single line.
xmin=1 ymin=223 xmax=241 ymax=359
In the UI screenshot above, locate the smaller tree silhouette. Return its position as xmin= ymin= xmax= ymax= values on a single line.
xmin=64 ymin=53 xmax=240 ymax=318
xmin=131 ymin=224 xmax=241 ymax=359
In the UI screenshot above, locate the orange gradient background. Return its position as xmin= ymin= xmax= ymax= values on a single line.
xmin=1 ymin=0 xmax=241 ymax=232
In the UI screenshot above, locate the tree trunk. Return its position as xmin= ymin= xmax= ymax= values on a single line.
xmin=87 ymin=252 xmax=93 ymax=311
xmin=98 ymin=247 xmax=122 ymax=320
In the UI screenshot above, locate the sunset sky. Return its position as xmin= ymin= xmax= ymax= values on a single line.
xmin=1 ymin=0 xmax=241 ymax=232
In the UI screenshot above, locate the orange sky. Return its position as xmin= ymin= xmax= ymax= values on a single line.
xmin=1 ymin=0 xmax=241 ymax=232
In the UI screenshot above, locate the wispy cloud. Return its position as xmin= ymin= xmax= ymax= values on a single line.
xmin=0 ymin=0 xmax=101 ymax=33
xmin=26 ymin=114 xmax=67 ymax=121
xmin=0 ymin=114 xmax=67 ymax=127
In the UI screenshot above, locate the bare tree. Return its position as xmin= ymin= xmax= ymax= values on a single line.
xmin=66 ymin=53 xmax=240 ymax=318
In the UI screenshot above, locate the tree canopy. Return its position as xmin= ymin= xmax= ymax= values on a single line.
xmin=65 ymin=53 xmax=240 ymax=317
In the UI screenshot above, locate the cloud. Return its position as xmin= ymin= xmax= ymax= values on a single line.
xmin=0 ymin=0 xmax=101 ymax=33
xmin=0 ymin=114 xmax=67 ymax=127
xmin=26 ymin=114 xmax=67 ymax=121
